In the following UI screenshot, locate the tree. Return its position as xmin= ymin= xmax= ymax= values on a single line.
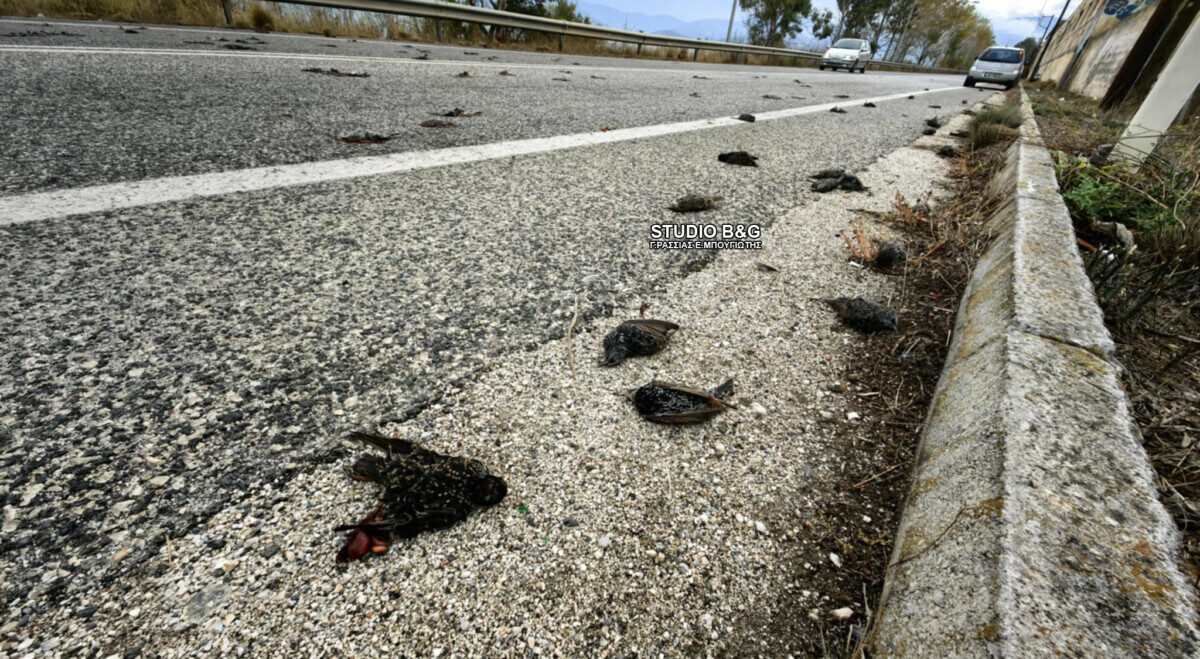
xmin=1015 ymin=36 xmax=1039 ymax=65
xmin=738 ymin=0 xmax=816 ymax=47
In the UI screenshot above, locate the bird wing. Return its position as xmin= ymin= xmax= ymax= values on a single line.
xmin=622 ymin=319 xmax=680 ymax=338
xmin=643 ymin=407 xmax=726 ymax=424
xmin=709 ymin=378 xmax=735 ymax=401
xmin=348 ymin=431 xmax=438 ymax=459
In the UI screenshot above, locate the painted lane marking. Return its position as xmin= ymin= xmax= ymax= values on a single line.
xmin=0 ymin=86 xmax=961 ymax=225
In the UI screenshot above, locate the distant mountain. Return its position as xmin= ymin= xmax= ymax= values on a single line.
xmin=576 ymin=2 xmax=740 ymax=41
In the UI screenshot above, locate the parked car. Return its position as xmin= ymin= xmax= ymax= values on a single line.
xmin=964 ymin=46 xmax=1025 ymax=89
xmin=820 ymin=38 xmax=872 ymax=73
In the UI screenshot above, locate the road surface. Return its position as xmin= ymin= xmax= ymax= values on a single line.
xmin=0 ymin=17 xmax=985 ymax=656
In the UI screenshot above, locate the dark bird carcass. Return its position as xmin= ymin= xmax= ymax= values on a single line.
xmin=601 ymin=319 xmax=680 ymax=366
xmin=335 ymin=432 xmax=507 ymax=562
xmin=630 ymin=378 xmax=735 ymax=424
xmin=824 ymin=297 xmax=898 ymax=333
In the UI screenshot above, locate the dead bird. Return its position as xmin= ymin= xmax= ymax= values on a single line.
xmin=302 ymin=67 xmax=369 ymax=78
xmin=499 ymin=70 xmax=516 ymax=76
xmin=756 ymin=262 xmax=779 ymax=272
xmin=420 ymin=119 xmax=458 ymax=128
xmin=763 ymin=94 xmax=783 ymax=100
xmin=335 ymin=432 xmax=507 ymax=562
xmin=922 ymin=128 xmax=936 ymax=136
xmin=439 ymin=108 xmax=479 ymax=117
xmin=936 ymin=145 xmax=959 ymax=158
xmin=737 ymin=114 xmax=756 ymax=122
xmin=600 ymin=319 xmax=679 ymax=366
xmin=830 ymin=107 xmax=847 ymax=113
xmin=693 ymin=75 xmax=711 ymax=80
xmin=453 ymin=71 xmax=475 ymax=78
xmin=670 ymin=194 xmax=722 ymax=213
xmin=810 ymin=168 xmax=845 ymax=180
xmin=928 ymin=105 xmax=942 ymax=109
xmin=907 ymin=95 xmax=915 ymax=99
xmin=338 ymin=133 xmax=394 ymax=144
xmin=925 ymin=117 xmax=943 ymax=129
xmin=824 ymin=297 xmax=898 ymax=333
xmin=630 ymin=379 xmax=736 ymax=424
xmin=874 ymin=241 xmax=907 ymax=268
xmin=812 ymin=177 xmax=841 ymax=193
xmin=718 ymin=151 xmax=759 ymax=167
xmin=863 ymin=102 xmax=876 ymax=108
xmin=810 ymin=169 xmax=866 ymax=193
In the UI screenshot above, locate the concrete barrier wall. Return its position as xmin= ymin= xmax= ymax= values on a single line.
xmin=1039 ymin=0 xmax=1157 ymax=99
xmin=870 ymin=90 xmax=1200 ymax=656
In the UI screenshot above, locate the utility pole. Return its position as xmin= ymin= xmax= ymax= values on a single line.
xmin=1112 ymin=8 xmax=1200 ymax=167
xmin=1029 ymin=0 xmax=1072 ymax=80
xmin=726 ymin=0 xmax=737 ymax=42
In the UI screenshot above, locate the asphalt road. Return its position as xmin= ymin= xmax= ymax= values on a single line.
xmin=0 ymin=16 xmax=983 ymax=653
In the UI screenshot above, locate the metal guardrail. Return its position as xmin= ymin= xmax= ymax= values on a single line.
xmin=285 ymin=0 xmax=962 ymax=73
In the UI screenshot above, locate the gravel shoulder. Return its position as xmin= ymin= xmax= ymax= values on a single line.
xmin=2 ymin=119 xmax=969 ymax=655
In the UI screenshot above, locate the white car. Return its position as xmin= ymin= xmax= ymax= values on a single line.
xmin=820 ymin=38 xmax=872 ymax=73
xmin=964 ymin=47 xmax=1025 ymax=89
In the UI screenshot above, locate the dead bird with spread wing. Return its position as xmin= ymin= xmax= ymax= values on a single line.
xmin=335 ymin=432 xmax=507 ymax=562
xmin=630 ymin=379 xmax=735 ymax=424
xmin=601 ymin=319 xmax=680 ymax=366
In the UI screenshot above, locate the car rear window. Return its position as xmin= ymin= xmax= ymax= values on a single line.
xmin=833 ymin=39 xmax=864 ymax=50
xmin=978 ymin=48 xmax=1023 ymax=63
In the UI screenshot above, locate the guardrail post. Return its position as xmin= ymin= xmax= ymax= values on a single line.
xmin=693 ymin=48 xmax=699 ymax=60
xmin=219 ymin=0 xmax=232 ymax=25
xmin=558 ymin=32 xmax=564 ymax=51
xmin=733 ymin=52 xmax=740 ymax=64
xmin=434 ymin=18 xmax=442 ymax=42
xmin=766 ymin=55 xmax=773 ymax=65
xmin=637 ymin=43 xmax=642 ymax=55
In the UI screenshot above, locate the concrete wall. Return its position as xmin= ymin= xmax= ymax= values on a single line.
xmin=1040 ymin=0 xmax=1157 ymax=99
xmin=869 ymin=91 xmax=1200 ymax=656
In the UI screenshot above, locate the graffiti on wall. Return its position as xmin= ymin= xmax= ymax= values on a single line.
xmin=1104 ymin=0 xmax=1156 ymax=20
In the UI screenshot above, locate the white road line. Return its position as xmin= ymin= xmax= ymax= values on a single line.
xmin=0 ymin=86 xmax=960 ymax=225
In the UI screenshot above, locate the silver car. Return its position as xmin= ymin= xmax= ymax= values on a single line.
xmin=964 ymin=47 xmax=1025 ymax=89
xmin=820 ymin=38 xmax=873 ymax=73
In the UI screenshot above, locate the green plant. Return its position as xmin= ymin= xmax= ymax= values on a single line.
xmin=1053 ymin=152 xmax=1175 ymax=231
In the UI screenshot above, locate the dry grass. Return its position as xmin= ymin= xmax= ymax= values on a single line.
xmin=840 ymin=221 xmax=882 ymax=262
xmin=2 ymin=0 xmax=942 ymax=71
xmin=831 ymin=114 xmax=1019 ymax=658
xmin=248 ymin=2 xmax=272 ymax=32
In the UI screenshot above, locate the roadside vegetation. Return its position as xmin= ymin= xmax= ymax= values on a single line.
xmin=1028 ymin=84 xmax=1200 ymax=583
xmin=2 ymin=0 xmax=972 ymax=71
xmin=811 ymin=93 xmax=1021 ymax=656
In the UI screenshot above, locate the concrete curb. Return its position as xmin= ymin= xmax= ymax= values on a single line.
xmin=870 ymin=89 xmax=1200 ymax=656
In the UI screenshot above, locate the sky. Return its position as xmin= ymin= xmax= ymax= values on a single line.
xmin=582 ymin=0 xmax=1078 ymax=47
